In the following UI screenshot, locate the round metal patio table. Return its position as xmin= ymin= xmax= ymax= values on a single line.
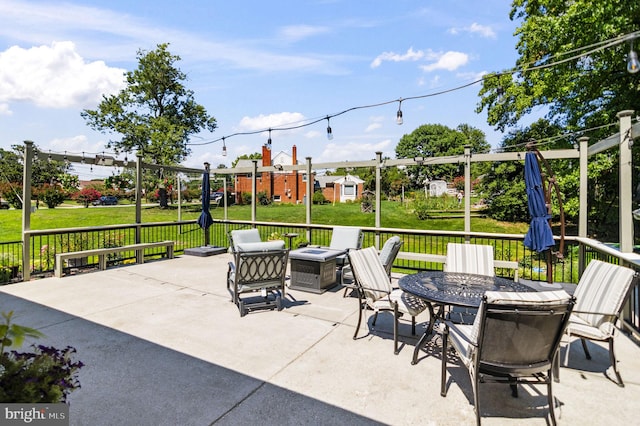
xmin=398 ymin=271 xmax=535 ymax=365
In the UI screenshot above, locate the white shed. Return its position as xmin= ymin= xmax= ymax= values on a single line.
xmin=428 ymin=180 xmax=448 ymax=197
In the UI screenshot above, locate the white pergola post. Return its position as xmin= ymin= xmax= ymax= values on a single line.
xmin=464 ymin=145 xmax=471 ymax=236
xmin=375 ymin=151 xmax=382 ymax=249
xmin=305 ymin=157 xmax=312 ymax=242
xmin=618 ymin=110 xmax=635 ymax=253
xmin=251 ymin=160 xmax=257 ymax=223
xmin=21 ymin=140 xmax=34 ymax=281
xmin=578 ymin=136 xmax=589 ymax=273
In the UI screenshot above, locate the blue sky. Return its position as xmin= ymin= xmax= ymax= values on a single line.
xmin=0 ymin=0 xmax=526 ymax=180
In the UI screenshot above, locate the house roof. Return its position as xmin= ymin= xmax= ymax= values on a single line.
xmin=315 ymin=174 xmax=364 ymax=188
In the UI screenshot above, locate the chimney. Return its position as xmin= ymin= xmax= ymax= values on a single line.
xmin=262 ymin=143 xmax=272 ymax=166
xmin=292 ymin=145 xmax=297 ymax=165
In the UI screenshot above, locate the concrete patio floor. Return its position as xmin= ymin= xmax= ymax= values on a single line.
xmin=1 ymin=253 xmax=639 ymax=425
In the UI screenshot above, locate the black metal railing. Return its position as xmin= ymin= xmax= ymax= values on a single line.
xmin=2 ymin=219 xmax=638 ymax=334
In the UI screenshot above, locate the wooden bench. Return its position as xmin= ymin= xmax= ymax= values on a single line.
xmin=55 ymin=241 xmax=175 ymax=278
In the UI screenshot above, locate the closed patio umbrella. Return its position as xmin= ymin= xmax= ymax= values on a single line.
xmin=196 ymin=163 xmax=214 ymax=246
xmin=523 ymin=151 xmax=555 ymax=281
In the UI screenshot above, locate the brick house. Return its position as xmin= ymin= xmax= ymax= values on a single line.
xmin=315 ymin=174 xmax=365 ymax=203
xmin=233 ymin=145 xmax=310 ymax=204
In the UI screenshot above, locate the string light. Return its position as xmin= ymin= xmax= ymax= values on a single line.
xmin=326 ymin=117 xmax=333 ymax=140
xmin=123 ymin=155 xmax=128 ymax=166
xmin=266 ymin=129 xmax=272 ymax=150
xmin=628 ymin=42 xmax=639 ymax=74
xmin=186 ymin=30 xmax=640 ymax=151
xmin=222 ymin=137 xmax=227 ymax=156
xmin=396 ymin=99 xmax=403 ymax=125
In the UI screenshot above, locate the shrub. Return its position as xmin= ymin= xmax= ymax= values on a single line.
xmin=74 ymin=187 xmax=101 ymax=208
xmin=312 ymin=190 xmax=326 ymax=205
xmin=39 ymin=185 xmax=67 ymax=209
xmin=0 ymin=311 xmax=83 ymax=403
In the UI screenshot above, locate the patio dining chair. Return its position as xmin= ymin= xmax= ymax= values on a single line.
xmin=228 ymin=228 xmax=285 ymax=252
xmin=328 ymin=226 xmax=363 ymax=267
xmin=562 ymin=259 xmax=637 ymax=386
xmin=441 ymin=290 xmax=575 ymax=426
xmin=341 ymin=236 xmax=403 ymax=296
xmin=227 ymin=248 xmax=289 ymax=317
xmin=445 ymin=243 xmax=495 ymax=324
xmin=348 ymin=246 xmax=428 ymax=354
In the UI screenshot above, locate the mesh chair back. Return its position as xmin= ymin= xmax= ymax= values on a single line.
xmin=573 ymin=260 xmax=636 ymax=334
xmin=233 ymin=249 xmax=289 ymax=288
xmin=230 ymin=229 xmax=262 ymax=247
xmin=348 ymin=246 xmax=391 ymax=302
xmin=476 ymin=290 xmax=574 ymax=375
xmin=445 ymin=243 xmax=495 ymax=276
xmin=329 ymin=226 xmax=363 ymax=251
xmin=379 ymin=236 xmax=403 ymax=276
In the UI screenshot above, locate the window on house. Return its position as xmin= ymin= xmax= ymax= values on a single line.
xmin=273 ymin=195 xmax=281 ymax=202
xmin=344 ymin=184 xmax=355 ymax=196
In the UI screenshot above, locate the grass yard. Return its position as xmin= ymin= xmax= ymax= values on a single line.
xmin=0 ymin=200 xmax=530 ymax=242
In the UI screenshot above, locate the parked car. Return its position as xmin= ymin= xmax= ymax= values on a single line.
xmin=92 ymin=196 xmax=118 ymax=206
xmin=0 ymin=200 xmax=9 ymax=209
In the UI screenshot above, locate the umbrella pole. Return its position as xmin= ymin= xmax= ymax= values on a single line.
xmin=546 ymin=250 xmax=553 ymax=283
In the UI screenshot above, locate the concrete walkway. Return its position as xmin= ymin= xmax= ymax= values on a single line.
xmin=1 ymin=254 xmax=638 ymax=425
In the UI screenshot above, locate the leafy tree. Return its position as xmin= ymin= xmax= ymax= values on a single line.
xmin=395 ymin=124 xmax=490 ymax=189
xmin=477 ymin=119 xmax=565 ymax=222
xmin=0 ymin=148 xmax=22 ymax=184
xmin=477 ymin=0 xmax=640 ymax=134
xmin=39 ymin=185 xmax=67 ymax=209
xmin=74 ymin=188 xmax=101 ymax=208
xmin=231 ymin=153 xmax=262 ymax=168
xmin=81 ymin=43 xmax=217 ymax=165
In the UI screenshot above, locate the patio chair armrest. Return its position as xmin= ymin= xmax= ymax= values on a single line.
xmin=572 ymin=309 xmax=619 ymax=317
xmin=442 ymin=320 xmax=478 ymax=347
xmin=357 ymin=285 xmax=391 ymax=296
xmin=495 ymin=260 xmax=519 ymax=282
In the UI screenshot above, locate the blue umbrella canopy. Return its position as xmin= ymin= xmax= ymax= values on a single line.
xmin=197 ymin=171 xmax=214 ymax=234
xmin=523 ymin=152 xmax=555 ymax=252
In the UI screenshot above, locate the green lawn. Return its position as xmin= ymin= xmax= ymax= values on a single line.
xmin=0 ymin=201 xmax=529 ymax=242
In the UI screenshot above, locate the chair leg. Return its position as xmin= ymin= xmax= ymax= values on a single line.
xmin=547 ymin=371 xmax=557 ymax=426
xmin=353 ymin=296 xmax=364 ymax=340
xmin=440 ymin=327 xmax=449 ymax=397
xmin=372 ymin=311 xmax=379 ymax=326
xmin=411 ymin=316 xmax=416 ymax=335
xmin=393 ymin=302 xmax=399 ymax=355
xmin=608 ymin=337 xmax=624 ymax=387
xmin=473 ymin=374 xmax=481 ymax=426
xmin=553 ymin=350 xmax=560 ymax=383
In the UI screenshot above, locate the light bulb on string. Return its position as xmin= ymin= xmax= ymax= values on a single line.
xmin=396 ymin=99 xmax=403 ymax=125
xmin=222 ymin=137 xmax=227 ymax=157
xmin=326 ymin=117 xmax=333 ymax=140
xmin=266 ymin=129 xmax=272 ymax=150
xmin=627 ymin=43 xmax=640 ymax=74
xmin=123 ymin=155 xmax=128 ymax=167
xmin=81 ymin=152 xmax=85 ymax=164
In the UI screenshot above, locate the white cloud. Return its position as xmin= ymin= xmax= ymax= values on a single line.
xmin=371 ymin=47 xmax=425 ymax=68
xmin=238 ymin=112 xmax=308 ymax=133
xmin=278 ymin=25 xmax=330 ymax=42
xmin=0 ymin=41 xmax=126 ymax=109
xmin=448 ymin=23 xmax=496 ymax=39
xmin=366 ymin=123 xmax=382 ymax=132
xmin=0 ymin=103 xmax=11 ymax=115
xmin=420 ymin=51 xmax=469 ymax=72
xmin=317 ymin=139 xmax=392 ymax=163
xmin=49 ymin=135 xmax=103 ymax=154
xmin=365 ymin=115 xmax=384 ymax=132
